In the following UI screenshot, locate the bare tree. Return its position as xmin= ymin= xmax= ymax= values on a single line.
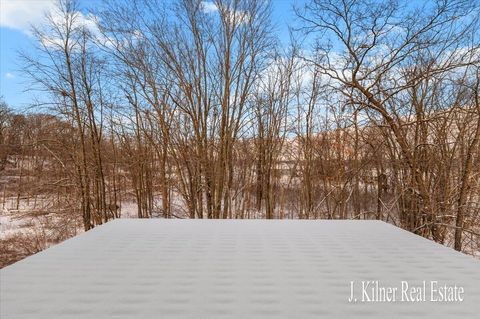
xmin=297 ymin=0 xmax=480 ymax=248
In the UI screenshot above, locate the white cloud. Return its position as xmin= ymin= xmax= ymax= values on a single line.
xmin=0 ymin=0 xmax=56 ymax=34
xmin=201 ymin=1 xmax=249 ymax=25
xmin=0 ymin=0 xmax=104 ymax=44
xmin=39 ymin=10 xmax=116 ymax=50
xmin=201 ymin=1 xmax=218 ymax=14
xmin=5 ymin=72 xmax=15 ymax=79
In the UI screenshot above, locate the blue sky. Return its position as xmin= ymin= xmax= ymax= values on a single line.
xmin=0 ymin=0 xmax=304 ymax=111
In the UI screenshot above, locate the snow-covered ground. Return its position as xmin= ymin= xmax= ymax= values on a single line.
xmin=0 ymin=213 xmax=25 ymax=240
xmin=0 ymin=197 xmax=81 ymax=267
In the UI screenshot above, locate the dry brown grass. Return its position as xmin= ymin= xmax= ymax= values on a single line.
xmin=0 ymin=213 xmax=81 ymax=268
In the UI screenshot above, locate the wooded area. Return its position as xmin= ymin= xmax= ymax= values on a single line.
xmin=1 ymin=0 xmax=479 ymax=267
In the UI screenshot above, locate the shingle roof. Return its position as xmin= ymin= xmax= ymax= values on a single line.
xmin=1 ymin=219 xmax=479 ymax=318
